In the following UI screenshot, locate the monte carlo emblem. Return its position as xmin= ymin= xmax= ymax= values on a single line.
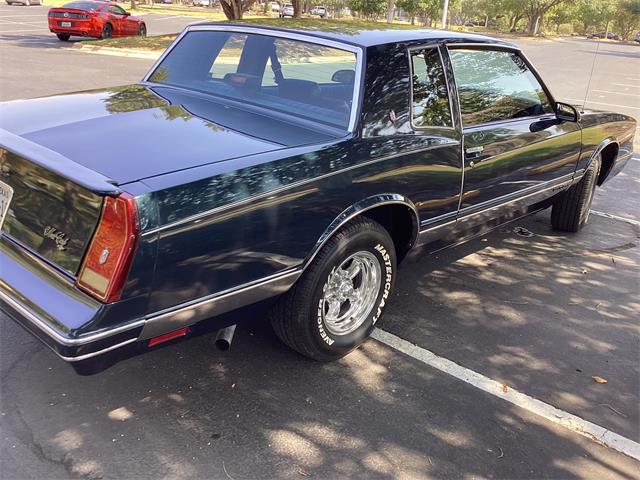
xmin=43 ymin=226 xmax=69 ymax=251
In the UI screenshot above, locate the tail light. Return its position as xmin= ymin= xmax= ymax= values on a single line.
xmin=77 ymin=194 xmax=139 ymax=303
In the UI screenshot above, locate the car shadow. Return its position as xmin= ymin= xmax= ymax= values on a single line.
xmin=1 ymin=206 xmax=639 ymax=478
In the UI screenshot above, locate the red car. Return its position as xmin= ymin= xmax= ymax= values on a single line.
xmin=48 ymin=1 xmax=146 ymax=41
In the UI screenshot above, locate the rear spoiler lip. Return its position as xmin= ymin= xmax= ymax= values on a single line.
xmin=0 ymin=128 xmax=122 ymax=195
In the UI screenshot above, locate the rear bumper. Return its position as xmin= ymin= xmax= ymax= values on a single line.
xmin=0 ymin=235 xmax=143 ymax=361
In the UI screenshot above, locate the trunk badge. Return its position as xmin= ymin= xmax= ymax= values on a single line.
xmin=99 ymin=249 xmax=110 ymax=265
xmin=43 ymin=226 xmax=69 ymax=251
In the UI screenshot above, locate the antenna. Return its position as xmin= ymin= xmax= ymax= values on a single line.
xmin=582 ymin=35 xmax=602 ymax=114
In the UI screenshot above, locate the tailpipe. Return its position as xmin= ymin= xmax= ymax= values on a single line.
xmin=214 ymin=324 xmax=237 ymax=351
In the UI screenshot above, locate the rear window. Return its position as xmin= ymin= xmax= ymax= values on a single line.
xmin=63 ymin=1 xmax=100 ymax=9
xmin=147 ymin=30 xmax=359 ymax=130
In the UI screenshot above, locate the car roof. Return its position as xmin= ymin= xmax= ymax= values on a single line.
xmin=192 ymin=23 xmax=516 ymax=49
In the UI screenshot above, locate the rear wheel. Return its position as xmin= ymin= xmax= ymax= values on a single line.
xmin=551 ymin=155 xmax=602 ymax=232
xmin=56 ymin=33 xmax=70 ymax=41
xmin=101 ymin=23 xmax=112 ymax=39
xmin=138 ymin=23 xmax=146 ymax=37
xmin=271 ymin=217 xmax=396 ymax=361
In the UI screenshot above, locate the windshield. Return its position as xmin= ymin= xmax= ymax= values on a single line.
xmin=147 ymin=30 xmax=359 ymax=130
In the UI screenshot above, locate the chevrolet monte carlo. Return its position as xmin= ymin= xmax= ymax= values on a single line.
xmin=0 ymin=25 xmax=635 ymax=371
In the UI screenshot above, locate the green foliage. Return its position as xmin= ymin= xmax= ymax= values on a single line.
xmin=347 ymin=0 xmax=387 ymax=17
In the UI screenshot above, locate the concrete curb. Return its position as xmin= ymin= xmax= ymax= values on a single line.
xmin=72 ymin=44 xmax=163 ymax=60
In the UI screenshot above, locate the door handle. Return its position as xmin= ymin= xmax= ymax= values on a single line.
xmin=465 ymin=145 xmax=484 ymax=156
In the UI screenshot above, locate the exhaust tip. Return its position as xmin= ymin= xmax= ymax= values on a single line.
xmin=214 ymin=325 xmax=236 ymax=351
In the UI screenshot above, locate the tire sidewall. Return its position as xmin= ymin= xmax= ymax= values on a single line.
xmin=305 ymin=227 xmax=396 ymax=357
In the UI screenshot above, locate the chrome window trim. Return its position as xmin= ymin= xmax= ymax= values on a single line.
xmin=407 ymin=44 xmax=456 ymax=131
xmin=142 ymin=25 xmax=365 ymax=133
xmin=445 ymin=44 xmax=557 ymax=129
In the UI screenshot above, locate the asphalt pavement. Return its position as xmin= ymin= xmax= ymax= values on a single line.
xmin=1 ymin=11 xmax=639 ymax=479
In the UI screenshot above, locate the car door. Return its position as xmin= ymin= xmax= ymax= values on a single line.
xmin=407 ymin=46 xmax=464 ymax=245
xmin=108 ymin=6 xmax=127 ymax=36
xmin=445 ymin=45 xmax=581 ymax=228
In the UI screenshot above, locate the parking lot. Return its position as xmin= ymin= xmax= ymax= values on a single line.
xmin=1 ymin=9 xmax=639 ymax=479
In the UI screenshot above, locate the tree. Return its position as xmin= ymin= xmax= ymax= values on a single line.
xmin=523 ymin=0 xmax=575 ymax=35
xmin=292 ymin=0 xmax=303 ymax=17
xmin=386 ymin=0 xmax=394 ymax=23
xmin=613 ymin=0 xmax=640 ymax=39
xmin=347 ymin=0 xmax=387 ymax=17
xmin=396 ymin=0 xmax=439 ymax=25
xmin=220 ymin=0 xmax=257 ymax=19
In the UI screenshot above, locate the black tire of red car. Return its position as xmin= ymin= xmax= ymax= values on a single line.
xmin=101 ymin=23 xmax=112 ymax=39
xmin=551 ymin=155 xmax=602 ymax=232
xmin=56 ymin=33 xmax=70 ymax=41
xmin=139 ymin=24 xmax=146 ymax=37
xmin=270 ymin=217 xmax=396 ymax=361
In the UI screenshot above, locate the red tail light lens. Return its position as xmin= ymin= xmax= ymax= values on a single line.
xmin=77 ymin=194 xmax=139 ymax=303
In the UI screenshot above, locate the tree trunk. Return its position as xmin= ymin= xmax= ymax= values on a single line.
xmin=484 ymin=15 xmax=488 ymax=28
xmin=292 ymin=0 xmax=302 ymax=17
xmin=130 ymin=0 xmax=136 ymax=10
xmin=411 ymin=15 xmax=415 ymax=25
xmin=386 ymin=0 xmax=394 ymax=23
xmin=221 ymin=0 xmax=243 ymax=20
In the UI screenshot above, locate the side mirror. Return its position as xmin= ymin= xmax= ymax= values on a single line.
xmin=556 ymin=102 xmax=579 ymax=122
xmin=331 ymin=69 xmax=355 ymax=84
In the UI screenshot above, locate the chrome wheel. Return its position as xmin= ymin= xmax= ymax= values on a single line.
xmin=321 ymin=251 xmax=381 ymax=336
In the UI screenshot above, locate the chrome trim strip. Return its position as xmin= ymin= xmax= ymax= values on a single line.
xmin=141 ymin=141 xmax=458 ymax=237
xmin=142 ymin=24 xmax=365 ymax=133
xmin=139 ymin=269 xmax=302 ymax=340
xmin=59 ymin=339 xmax=138 ymax=362
xmin=302 ymin=195 xmax=420 ymax=270
xmin=0 ymin=288 xmax=144 ymax=346
xmin=456 ymin=175 xmax=574 ymax=220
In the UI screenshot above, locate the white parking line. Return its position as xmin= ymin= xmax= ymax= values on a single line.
xmin=593 ymin=89 xmax=640 ymax=98
xmin=613 ymin=83 xmax=640 ymax=88
xmin=590 ymin=210 xmax=640 ymax=227
xmin=565 ymin=98 xmax=640 ymax=111
xmin=372 ymin=329 xmax=640 ymax=462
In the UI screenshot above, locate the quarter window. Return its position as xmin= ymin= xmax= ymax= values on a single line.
xmin=410 ymin=49 xmax=453 ymax=128
xmin=449 ymin=49 xmax=552 ymax=126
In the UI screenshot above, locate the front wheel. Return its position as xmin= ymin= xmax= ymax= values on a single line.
xmin=271 ymin=217 xmax=396 ymax=361
xmin=551 ymin=155 xmax=602 ymax=232
xmin=56 ymin=33 xmax=70 ymax=41
xmin=138 ymin=24 xmax=146 ymax=37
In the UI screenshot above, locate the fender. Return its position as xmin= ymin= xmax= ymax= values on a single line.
xmin=303 ymin=193 xmax=420 ymax=270
xmin=578 ymin=136 xmax=618 ymax=180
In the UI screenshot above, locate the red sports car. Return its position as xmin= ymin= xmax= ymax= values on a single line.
xmin=48 ymin=1 xmax=146 ymax=41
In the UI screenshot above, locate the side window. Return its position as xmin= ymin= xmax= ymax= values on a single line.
xmin=449 ymin=49 xmax=552 ymax=126
xmin=110 ymin=6 xmax=126 ymax=15
xmin=410 ymin=49 xmax=453 ymax=128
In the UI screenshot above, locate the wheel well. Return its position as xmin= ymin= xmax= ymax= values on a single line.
xmin=597 ymin=143 xmax=618 ymax=186
xmin=362 ymin=204 xmax=417 ymax=263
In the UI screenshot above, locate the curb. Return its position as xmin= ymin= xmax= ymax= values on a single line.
xmin=72 ymin=45 xmax=163 ymax=60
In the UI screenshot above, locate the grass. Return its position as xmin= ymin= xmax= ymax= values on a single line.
xmin=85 ymin=17 xmax=426 ymax=51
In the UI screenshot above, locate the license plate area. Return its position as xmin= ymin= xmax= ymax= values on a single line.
xmin=60 ymin=21 xmax=72 ymax=27
xmin=0 ymin=180 xmax=14 ymax=231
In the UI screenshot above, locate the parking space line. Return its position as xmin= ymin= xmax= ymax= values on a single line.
xmin=372 ymin=329 xmax=640 ymax=462
xmin=593 ymin=89 xmax=640 ymax=98
xmin=590 ymin=210 xmax=640 ymax=227
xmin=565 ymin=98 xmax=640 ymax=110
xmin=613 ymin=83 xmax=640 ymax=88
